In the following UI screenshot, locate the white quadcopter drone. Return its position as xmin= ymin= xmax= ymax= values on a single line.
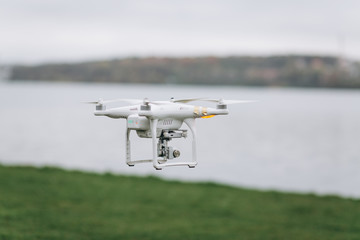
xmin=86 ymin=97 xmax=253 ymax=170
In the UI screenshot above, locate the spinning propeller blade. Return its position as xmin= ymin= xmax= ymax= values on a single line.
xmin=83 ymin=98 xmax=104 ymax=105
xmin=84 ymin=97 xmax=253 ymax=106
xmin=172 ymin=97 xmax=206 ymax=103
xmin=84 ymin=98 xmax=143 ymax=105
xmin=102 ymin=98 xmax=143 ymax=105
xmin=202 ymin=99 xmax=257 ymax=104
xmin=84 ymin=98 xmax=171 ymax=106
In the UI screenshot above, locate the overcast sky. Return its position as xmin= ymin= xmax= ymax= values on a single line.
xmin=1 ymin=0 xmax=360 ymax=64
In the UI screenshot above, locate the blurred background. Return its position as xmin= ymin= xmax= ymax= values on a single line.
xmin=0 ymin=0 xmax=359 ymax=198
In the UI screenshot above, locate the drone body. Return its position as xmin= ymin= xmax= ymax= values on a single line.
xmin=88 ymin=98 xmax=252 ymax=170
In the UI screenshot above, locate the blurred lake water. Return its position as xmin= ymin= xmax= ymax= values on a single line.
xmin=0 ymin=81 xmax=359 ymax=197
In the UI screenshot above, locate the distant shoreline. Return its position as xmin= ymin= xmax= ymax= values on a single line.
xmin=9 ymin=55 xmax=360 ymax=89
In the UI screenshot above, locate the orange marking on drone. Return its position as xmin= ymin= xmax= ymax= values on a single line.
xmin=201 ymin=115 xmax=215 ymax=119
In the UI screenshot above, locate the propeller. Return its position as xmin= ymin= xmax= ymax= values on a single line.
xmin=172 ymin=97 xmax=207 ymax=103
xmin=84 ymin=98 xmax=104 ymax=105
xmin=202 ymin=98 xmax=257 ymax=104
xmin=84 ymin=98 xmax=143 ymax=105
xmin=84 ymin=98 xmax=171 ymax=106
xmin=84 ymin=97 xmax=255 ymax=107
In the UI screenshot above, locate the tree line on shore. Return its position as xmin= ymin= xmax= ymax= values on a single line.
xmin=10 ymin=55 xmax=360 ymax=88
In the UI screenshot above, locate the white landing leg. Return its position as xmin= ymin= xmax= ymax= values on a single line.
xmin=125 ymin=128 xmax=134 ymax=166
xmin=184 ymin=118 xmax=198 ymax=168
xmin=126 ymin=127 xmax=154 ymax=166
xmin=150 ymin=119 xmax=162 ymax=170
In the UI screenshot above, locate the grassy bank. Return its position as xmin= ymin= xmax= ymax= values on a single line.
xmin=0 ymin=165 xmax=359 ymax=240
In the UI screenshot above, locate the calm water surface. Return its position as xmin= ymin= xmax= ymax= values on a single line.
xmin=0 ymin=81 xmax=359 ymax=197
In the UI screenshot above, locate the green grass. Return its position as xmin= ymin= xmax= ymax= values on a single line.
xmin=0 ymin=165 xmax=359 ymax=240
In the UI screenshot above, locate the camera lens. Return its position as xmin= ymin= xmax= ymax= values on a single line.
xmin=173 ymin=150 xmax=180 ymax=158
